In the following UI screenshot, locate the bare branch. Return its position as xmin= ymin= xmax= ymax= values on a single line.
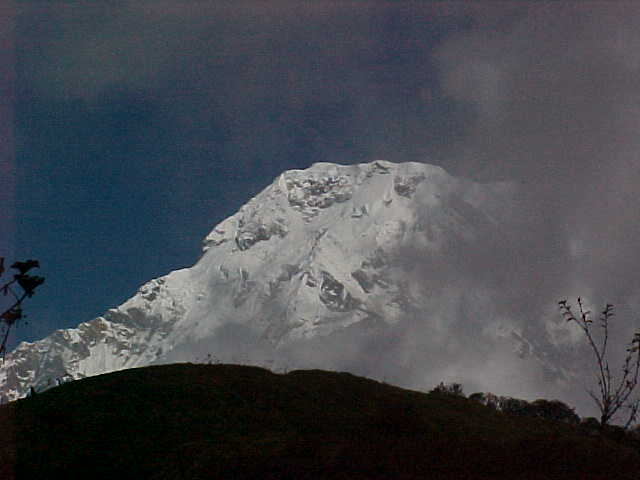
xmin=559 ymin=299 xmax=640 ymax=428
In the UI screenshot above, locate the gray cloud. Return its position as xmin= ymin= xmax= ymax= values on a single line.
xmin=410 ymin=3 xmax=640 ymax=415
xmin=433 ymin=2 xmax=640 ymax=319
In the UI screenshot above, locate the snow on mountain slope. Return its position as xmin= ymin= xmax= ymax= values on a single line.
xmin=0 ymin=160 xmax=564 ymax=402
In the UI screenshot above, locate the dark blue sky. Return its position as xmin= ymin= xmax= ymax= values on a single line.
xmin=6 ymin=2 xmax=640 ymax=352
xmin=8 ymin=3 xmax=474 ymax=346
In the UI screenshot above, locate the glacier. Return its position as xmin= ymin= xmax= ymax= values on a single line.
xmin=0 ymin=160 xmax=574 ymax=402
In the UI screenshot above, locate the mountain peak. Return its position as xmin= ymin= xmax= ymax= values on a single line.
xmin=1 ymin=160 xmax=532 ymax=402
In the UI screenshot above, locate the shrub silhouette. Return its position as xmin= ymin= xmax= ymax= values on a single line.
xmin=498 ymin=396 xmax=533 ymax=417
xmin=470 ymin=393 xmax=579 ymax=425
xmin=430 ymin=381 xmax=464 ymax=397
xmin=580 ymin=416 xmax=601 ymax=432
xmin=530 ymin=399 xmax=579 ymax=424
xmin=469 ymin=391 xmax=500 ymax=409
xmin=0 ymin=257 xmax=44 ymax=358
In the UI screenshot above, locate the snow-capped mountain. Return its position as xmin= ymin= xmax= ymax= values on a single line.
xmin=0 ymin=160 xmax=571 ymax=402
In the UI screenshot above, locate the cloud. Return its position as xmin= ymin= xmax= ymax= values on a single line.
xmin=434 ymin=2 xmax=640 ymax=318
xmin=400 ymin=3 xmax=640 ymax=414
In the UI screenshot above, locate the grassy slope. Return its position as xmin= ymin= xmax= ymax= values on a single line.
xmin=0 ymin=363 xmax=639 ymax=480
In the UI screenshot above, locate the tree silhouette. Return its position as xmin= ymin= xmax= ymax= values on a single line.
xmin=0 ymin=257 xmax=44 ymax=358
xmin=559 ymin=298 xmax=640 ymax=429
xmin=430 ymin=381 xmax=464 ymax=397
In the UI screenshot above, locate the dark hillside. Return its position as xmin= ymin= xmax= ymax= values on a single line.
xmin=0 ymin=363 xmax=639 ymax=479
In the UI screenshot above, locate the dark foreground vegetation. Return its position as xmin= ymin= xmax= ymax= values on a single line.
xmin=1 ymin=364 xmax=640 ymax=480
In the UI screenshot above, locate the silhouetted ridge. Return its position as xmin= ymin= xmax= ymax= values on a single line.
xmin=3 ymin=363 xmax=639 ymax=479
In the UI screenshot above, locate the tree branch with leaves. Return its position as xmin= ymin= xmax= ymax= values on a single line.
xmin=559 ymin=298 xmax=640 ymax=429
xmin=0 ymin=258 xmax=44 ymax=359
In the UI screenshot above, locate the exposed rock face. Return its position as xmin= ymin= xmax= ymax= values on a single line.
xmin=285 ymin=171 xmax=353 ymax=220
xmin=393 ymin=174 xmax=426 ymax=197
xmin=1 ymin=160 xmax=569 ymax=402
xmin=319 ymin=271 xmax=360 ymax=312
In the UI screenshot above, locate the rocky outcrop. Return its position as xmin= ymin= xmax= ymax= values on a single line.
xmin=393 ymin=174 xmax=426 ymax=198
xmin=285 ymin=173 xmax=353 ymax=220
xmin=319 ymin=271 xmax=360 ymax=312
xmin=235 ymin=220 xmax=288 ymax=251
